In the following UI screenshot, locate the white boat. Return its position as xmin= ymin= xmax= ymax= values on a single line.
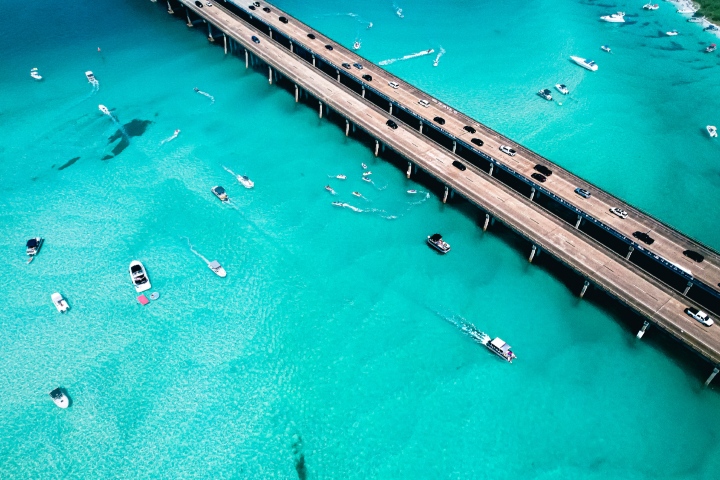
xmin=335 ymin=174 xmax=346 ymax=180
xmin=51 ymin=293 xmax=69 ymax=313
xmin=407 ymin=189 xmax=417 ymax=194
xmin=129 ymin=260 xmax=151 ymax=293
xmin=677 ymin=8 xmax=696 ymax=14
xmin=601 ymin=45 xmax=611 ymax=52
xmin=353 ymin=41 xmax=361 ymax=50
xmin=570 ymin=56 xmax=598 ymax=71
xmin=237 ymin=175 xmax=254 ymax=189
xmin=208 ymin=260 xmax=227 ymax=277
xmin=600 ymin=12 xmax=625 ymax=22
xmin=361 ymin=177 xmax=372 ymax=183
xmin=537 ymin=89 xmax=553 ymax=101
xmin=705 ymin=43 xmax=717 ymax=53
xmin=486 ymin=337 xmax=517 ymax=363
xmin=30 ymin=68 xmax=42 ymax=80
xmin=85 ymin=71 xmax=97 ymax=83
xmin=211 ymin=185 xmax=229 ymax=202
xmin=325 ymin=185 xmax=335 ymax=194
xmin=352 ymin=191 xmax=362 ymax=197
xmin=666 ymin=30 xmax=678 ymax=36
xmin=555 ymin=84 xmax=570 ymax=95
xmin=361 ymin=163 xmax=367 ymax=169
xmin=49 ymin=388 xmax=69 ymax=409
xmin=331 ymin=201 xmax=344 ymax=207
xmin=26 ymin=237 xmax=44 ymax=259
xmin=643 ymin=3 xmax=659 ymax=10
xmin=708 ymin=126 xmax=718 ymax=138
xmin=688 ymin=16 xmax=705 ymax=23
xmin=427 ymin=233 xmax=450 ymax=254
xmin=362 ymin=171 xmax=372 ymax=176
xmin=98 ymin=104 xmax=110 ymax=115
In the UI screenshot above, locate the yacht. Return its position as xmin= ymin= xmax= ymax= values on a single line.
xmin=601 ymin=45 xmax=611 ymax=53
xmin=30 ymin=68 xmax=42 ymax=80
xmin=49 ymin=388 xmax=70 ymax=409
xmin=600 ymin=12 xmax=625 ymax=23
xmin=26 ymin=237 xmax=43 ymax=260
xmin=688 ymin=16 xmax=705 ymax=23
xmin=537 ymin=89 xmax=553 ymax=101
xmin=98 ymin=104 xmax=110 ymax=115
xmin=362 ymin=171 xmax=372 ymax=176
xmin=486 ymin=337 xmax=517 ymax=363
xmin=352 ymin=191 xmax=362 ymax=197
xmin=361 ymin=177 xmax=372 ymax=183
xmin=555 ymin=84 xmax=570 ymax=95
xmin=237 ymin=175 xmax=254 ymax=189
xmin=335 ymin=174 xmax=346 ymax=180
xmin=51 ymin=293 xmax=69 ymax=313
xmin=570 ymin=56 xmax=598 ymax=71
xmin=705 ymin=43 xmax=717 ymax=53
xmin=129 ymin=260 xmax=151 ymax=293
xmin=643 ymin=3 xmax=659 ymax=10
xmin=407 ymin=189 xmax=417 ymax=194
xmin=85 ymin=71 xmax=96 ymax=83
xmin=427 ymin=233 xmax=450 ymax=254
xmin=361 ymin=163 xmax=368 ymax=169
xmin=678 ymin=8 xmax=697 ymax=14
xmin=331 ymin=201 xmax=344 ymax=207
xmin=325 ymin=185 xmax=335 ymax=194
xmin=708 ymin=126 xmax=718 ymax=138
xmin=666 ymin=30 xmax=678 ymax=36
xmin=353 ymin=41 xmax=361 ymax=50
xmin=211 ymin=185 xmax=229 ymax=202
xmin=207 ymin=260 xmax=227 ymax=277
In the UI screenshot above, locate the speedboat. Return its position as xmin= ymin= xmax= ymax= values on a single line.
xmin=706 ymin=43 xmax=717 ymax=53
xmin=51 ymin=293 xmax=69 ymax=313
xmin=49 ymin=388 xmax=69 ymax=409
xmin=237 ymin=175 xmax=254 ymax=189
xmin=601 ymin=45 xmax=611 ymax=53
xmin=353 ymin=41 xmax=361 ymax=50
xmin=705 ymin=24 xmax=719 ymax=32
xmin=361 ymin=177 xmax=372 ymax=183
xmin=325 ymin=185 xmax=335 ymax=194
xmin=362 ymin=171 xmax=372 ymax=176
xmin=335 ymin=174 xmax=346 ymax=180
xmin=555 ymin=84 xmax=569 ymax=95
xmin=207 ymin=260 xmax=227 ymax=277
xmin=361 ymin=163 xmax=367 ymax=169
xmin=331 ymin=201 xmax=344 ymax=207
xmin=174 ymin=129 xmax=180 ymax=135
xmin=129 ymin=260 xmax=151 ymax=293
xmin=352 ymin=191 xmax=362 ymax=197
xmin=211 ymin=186 xmax=229 ymax=202
xmin=708 ymin=126 xmax=718 ymax=138
xmin=85 ymin=71 xmax=96 ymax=83
xmin=570 ymin=56 xmax=598 ymax=71
xmin=427 ymin=233 xmax=450 ymax=254
xmin=600 ymin=12 xmax=625 ymax=22
xmin=486 ymin=337 xmax=517 ymax=363
xmin=407 ymin=189 xmax=417 ymax=194
xmin=98 ymin=104 xmax=110 ymax=115
xmin=30 ymin=68 xmax=42 ymax=80
xmin=537 ymin=89 xmax=553 ymax=101
xmin=26 ymin=237 xmax=43 ymax=261
xmin=433 ymin=59 xmax=439 ymax=67
xmin=643 ymin=4 xmax=659 ymax=10
xmin=666 ymin=30 xmax=678 ymax=36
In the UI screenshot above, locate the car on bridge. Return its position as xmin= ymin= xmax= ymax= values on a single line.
xmin=388 ymin=81 xmax=399 ymax=89
xmin=574 ymin=187 xmax=591 ymax=198
xmin=609 ymin=207 xmax=628 ymax=219
xmin=531 ymin=173 xmax=546 ymax=183
xmin=684 ymin=250 xmax=705 ymax=263
xmin=353 ymin=63 xmax=363 ymax=70
xmin=342 ymin=63 xmax=351 ymax=69
xmin=633 ymin=231 xmax=655 ymax=245
xmin=464 ymin=125 xmax=476 ymax=133
xmin=251 ymin=35 xmax=260 ymax=44
xmin=386 ymin=119 xmax=398 ymax=130
xmin=194 ymin=1 xmax=203 ymax=7
xmin=534 ymin=164 xmax=552 ymax=176
xmin=433 ymin=116 xmax=445 ymax=125
xmin=499 ymin=145 xmax=516 ymax=156
xmin=362 ymin=74 xmax=372 ymax=81
xmin=452 ymin=160 xmax=467 ymax=171
xmin=279 ymin=16 xmax=288 ymax=23
xmin=325 ymin=44 xmax=334 ymax=50
xmin=685 ymin=307 xmax=714 ymax=326
xmin=471 ymin=138 xmax=484 ymax=147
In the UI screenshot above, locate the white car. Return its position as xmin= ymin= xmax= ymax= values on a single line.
xmin=499 ymin=145 xmax=516 ymax=156
xmin=418 ymin=99 xmax=430 ymax=108
xmin=388 ymin=81 xmax=399 ymax=89
xmin=609 ymin=207 xmax=628 ymax=219
xmin=685 ymin=307 xmax=714 ymax=327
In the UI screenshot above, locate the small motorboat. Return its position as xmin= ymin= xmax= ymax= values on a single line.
xmin=30 ymin=68 xmax=42 ymax=80
xmin=353 ymin=41 xmax=361 ymax=50
xmin=600 ymin=12 xmax=625 ymax=23
xmin=427 ymin=233 xmax=450 ymax=254
xmin=555 ymin=84 xmax=570 ymax=95
xmin=704 ymin=24 xmax=719 ymax=32
xmin=325 ymin=185 xmax=335 ymax=194
xmin=208 ymin=260 xmax=227 ymax=277
xmin=51 ymin=293 xmax=69 ymax=313
xmin=335 ymin=174 xmax=346 ymax=180
xmin=601 ymin=45 xmax=611 ymax=53
xmin=85 ymin=71 xmax=97 ymax=83
xmin=352 ymin=191 xmax=362 ymax=197
xmin=26 ymin=237 xmax=43 ymax=262
xmin=362 ymin=171 xmax=372 ymax=176
xmin=361 ymin=177 xmax=372 ymax=183
xmin=237 ymin=175 xmax=254 ymax=189
xmin=678 ymin=8 xmax=697 ymax=14
xmin=211 ymin=185 xmax=229 ymax=202
xmin=129 ymin=260 xmax=151 ymax=293
xmin=708 ymin=126 xmax=718 ymax=138
xmin=98 ymin=104 xmax=110 ymax=115
xmin=688 ymin=16 xmax=705 ymax=23
xmin=433 ymin=59 xmax=439 ymax=67
xmin=407 ymin=189 xmax=417 ymax=194
xmin=537 ymin=89 xmax=553 ymax=101
xmin=666 ymin=30 xmax=679 ymax=36
xmin=361 ymin=163 xmax=367 ymax=169
xmin=174 ymin=129 xmax=180 ymax=135
xmin=485 ymin=337 xmax=517 ymax=363
xmin=49 ymin=388 xmax=70 ymax=409
xmin=570 ymin=56 xmax=598 ymax=71
xmin=706 ymin=43 xmax=717 ymax=53
xmin=643 ymin=3 xmax=659 ymax=10
xmin=331 ymin=201 xmax=344 ymax=207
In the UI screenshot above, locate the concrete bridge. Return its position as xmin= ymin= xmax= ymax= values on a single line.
xmin=154 ymin=0 xmax=720 ymax=385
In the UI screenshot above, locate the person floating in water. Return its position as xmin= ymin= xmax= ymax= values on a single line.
xmin=194 ymin=87 xmax=215 ymax=104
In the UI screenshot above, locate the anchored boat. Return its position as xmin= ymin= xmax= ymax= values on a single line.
xmin=555 ymin=84 xmax=570 ymax=95
xmin=51 ymin=293 xmax=69 ymax=313
xmin=600 ymin=12 xmax=625 ymax=23
xmin=30 ymin=68 xmax=42 ymax=80
xmin=26 ymin=237 xmax=43 ymax=262
xmin=570 ymin=56 xmax=598 ymax=71
xmin=427 ymin=233 xmax=451 ymax=254
xmin=129 ymin=260 xmax=151 ymax=293
xmin=708 ymin=126 xmax=718 ymax=138
xmin=49 ymin=388 xmax=69 ymax=408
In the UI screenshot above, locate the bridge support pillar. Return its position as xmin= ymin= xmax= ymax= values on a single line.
xmin=167 ymin=0 xmax=174 ymax=14
xmin=185 ymin=7 xmax=192 ymax=26
xmin=483 ymin=213 xmax=491 ymax=232
xmin=443 ymin=186 xmax=449 ymax=204
xmin=705 ymin=367 xmax=720 ymax=387
xmin=336 ymin=70 xmax=340 ymax=82
xmin=406 ymin=162 xmax=412 ymax=179
xmin=488 ymin=164 xmax=494 ymax=176
xmin=289 ymin=41 xmax=294 ymax=53
xmin=452 ymin=140 xmax=457 ymax=154
xmin=318 ymin=101 xmax=323 ymax=119
xmin=529 ymin=187 xmax=536 ymax=202
xmin=295 ymin=84 xmax=299 ymax=102
xmin=361 ymin=86 xmax=365 ymax=98
xmin=269 ymin=28 xmax=273 ymax=40
xmin=636 ymin=321 xmax=650 ymax=339
xmin=374 ymin=140 xmax=380 ymax=156
xmin=626 ymin=246 xmax=634 ymax=260
xmin=345 ymin=119 xmax=350 ymax=136
xmin=389 ymin=103 xmax=393 ymax=115
xmin=207 ymin=23 xmax=214 ymax=42
xmin=419 ymin=121 xmax=423 ymax=134
xmin=312 ymin=55 xmax=316 ymax=67
xmin=245 ymin=49 xmax=249 ymax=69
xmin=580 ymin=280 xmax=590 ymax=298
xmin=575 ymin=215 xmax=582 ymax=229
xmin=268 ymin=66 xmax=272 ymax=84
xmin=683 ymin=282 xmax=693 ymax=296
xmin=223 ymin=34 xmax=227 ymax=54
xmin=529 ymin=245 xmax=538 ymax=263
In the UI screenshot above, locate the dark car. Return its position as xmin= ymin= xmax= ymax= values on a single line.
xmin=386 ymin=119 xmax=398 ymax=129
xmin=307 ymin=33 xmax=316 ymax=40
xmin=574 ymin=187 xmax=591 ymax=199
xmin=471 ymin=138 xmax=484 ymax=147
xmin=248 ymin=5 xmax=256 ymax=10
xmin=252 ymin=1 xmax=260 ymax=6
xmin=195 ymin=0 xmax=203 ymax=7
xmin=684 ymin=250 xmax=705 ymax=263
xmin=534 ymin=164 xmax=552 ymax=176
xmin=362 ymin=74 xmax=372 ymax=81
xmin=464 ymin=125 xmax=476 ymax=134
xmin=433 ymin=116 xmax=445 ymax=125
xmin=632 ymin=231 xmax=655 ymax=245
xmin=531 ymin=173 xmax=547 ymax=183
xmin=325 ymin=44 xmax=334 ymax=50
xmin=353 ymin=63 xmax=363 ymax=70
xmin=251 ymin=35 xmax=260 ymax=44
xmin=279 ymin=16 xmax=288 ymax=23
xmin=341 ymin=63 xmax=351 ymax=70
xmin=452 ymin=160 xmax=467 ymax=171
xmin=262 ymin=7 xmax=271 ymax=12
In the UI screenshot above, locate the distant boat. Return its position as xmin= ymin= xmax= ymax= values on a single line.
xmin=485 ymin=337 xmax=517 ymax=363
xmin=211 ymin=185 xmax=229 ymax=202
xmin=129 ymin=260 xmax=151 ymax=293
xmin=237 ymin=175 xmax=254 ymax=189
xmin=601 ymin=45 xmax=611 ymax=53
xmin=49 ymin=388 xmax=69 ymax=409
xmin=362 ymin=171 xmax=372 ymax=176
xmin=26 ymin=237 xmax=43 ymax=262
xmin=85 ymin=71 xmax=96 ymax=83
xmin=361 ymin=177 xmax=372 ymax=183
xmin=704 ymin=24 xmax=719 ymax=32
xmin=555 ymin=84 xmax=570 ymax=95
xmin=708 ymin=126 xmax=718 ymax=138
xmin=352 ymin=191 xmax=362 ymax=197
xmin=30 ymin=67 xmax=42 ymax=80
xmin=570 ymin=56 xmax=598 ymax=71
xmin=537 ymin=89 xmax=553 ymax=101
xmin=51 ymin=293 xmax=69 ymax=313
xmin=427 ymin=233 xmax=450 ymax=254
xmin=600 ymin=12 xmax=625 ymax=23
xmin=331 ymin=201 xmax=344 ymax=207
xmin=688 ymin=16 xmax=705 ymax=23
xmin=336 ymin=174 xmax=346 ymax=180
xmin=407 ymin=189 xmax=417 ymax=194
xmin=643 ymin=3 xmax=659 ymax=10
xmin=361 ymin=163 xmax=367 ymax=169
xmin=208 ymin=260 xmax=227 ymax=277
xmin=677 ymin=8 xmax=697 ymax=14
xmin=325 ymin=185 xmax=335 ymax=194
xmin=353 ymin=41 xmax=361 ymax=50
xmin=666 ymin=30 xmax=679 ymax=36
xmin=705 ymin=43 xmax=717 ymax=53
xmin=98 ymin=104 xmax=110 ymax=115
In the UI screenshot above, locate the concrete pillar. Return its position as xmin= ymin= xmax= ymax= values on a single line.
xmin=389 ymin=103 xmax=393 ymax=115
xmin=374 ymin=140 xmax=380 ymax=157
xmin=419 ymin=121 xmax=423 ymax=134
xmin=529 ymin=245 xmax=538 ymax=263
xmin=452 ymin=140 xmax=457 ymax=154
xmin=529 ymin=187 xmax=536 ymax=202
xmin=185 ymin=7 xmax=192 ymax=26
xmin=290 ymin=41 xmax=294 ymax=53
xmin=268 ymin=66 xmax=272 ymax=84
xmin=580 ymin=280 xmax=590 ymax=298
xmin=294 ymin=84 xmax=299 ymax=102
xmin=488 ymin=164 xmax=494 ymax=176
xmin=318 ymin=101 xmax=323 ymax=118
xmin=683 ymin=282 xmax=693 ymax=296
xmin=575 ymin=215 xmax=582 ymax=229
xmin=312 ymin=55 xmax=316 ymax=67
xmin=705 ymin=367 xmax=720 ymax=387
xmin=345 ymin=119 xmax=350 ymax=136
xmin=223 ymin=34 xmax=227 ymax=54
xmin=167 ymin=0 xmax=174 ymax=14
xmin=269 ymin=28 xmax=273 ymax=40
xmin=626 ymin=246 xmax=634 ymax=260
xmin=443 ymin=186 xmax=449 ymax=204
xmin=361 ymin=86 xmax=365 ymax=98
xmin=483 ymin=213 xmax=491 ymax=232
xmin=245 ymin=49 xmax=249 ymax=69
xmin=636 ymin=321 xmax=650 ymax=339
xmin=207 ymin=23 xmax=214 ymax=42
xmin=406 ymin=162 xmax=412 ymax=179
xmin=336 ymin=70 xmax=340 ymax=82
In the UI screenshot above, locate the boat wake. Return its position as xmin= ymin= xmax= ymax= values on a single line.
xmin=379 ymin=48 xmax=435 ymax=65
xmin=194 ymin=87 xmax=215 ymax=104
xmin=160 ymin=129 xmax=180 ymax=145
xmin=332 ymin=202 xmax=396 ymax=219
xmin=183 ymin=236 xmax=211 ymax=265
xmin=434 ymin=310 xmax=490 ymax=345
xmin=433 ymin=47 xmax=446 ymax=67
xmin=100 ymin=106 xmax=129 ymax=139
xmin=393 ymin=3 xmax=404 ymax=18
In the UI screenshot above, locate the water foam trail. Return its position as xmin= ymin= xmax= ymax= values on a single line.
xmin=433 ymin=47 xmax=446 ymax=66
xmin=183 ymin=236 xmax=210 ymax=265
xmin=102 ymin=109 xmax=129 ymax=139
xmin=160 ymin=130 xmax=180 ymax=145
xmin=378 ymin=48 xmax=435 ymax=65
xmin=432 ymin=309 xmax=488 ymax=344
xmin=223 ymin=165 xmax=238 ymax=177
xmin=393 ymin=3 xmax=404 ymax=18
xmin=194 ymin=88 xmax=215 ymax=104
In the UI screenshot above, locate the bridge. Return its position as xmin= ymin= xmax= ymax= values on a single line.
xmin=154 ymin=0 xmax=720 ymax=385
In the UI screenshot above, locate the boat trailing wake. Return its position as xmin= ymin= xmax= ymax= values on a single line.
xmin=332 ymin=202 xmax=396 ymax=220
xmin=194 ymin=87 xmax=215 ymax=104
xmin=182 ymin=236 xmax=211 ymax=265
xmin=433 ymin=47 xmax=446 ymax=67
xmin=379 ymin=48 xmax=435 ymax=65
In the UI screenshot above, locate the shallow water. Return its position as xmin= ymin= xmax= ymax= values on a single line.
xmin=1 ymin=0 xmax=720 ymax=478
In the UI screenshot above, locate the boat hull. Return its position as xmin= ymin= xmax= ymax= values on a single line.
xmin=129 ymin=261 xmax=151 ymax=293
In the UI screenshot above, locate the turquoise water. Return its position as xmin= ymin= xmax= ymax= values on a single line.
xmin=1 ymin=0 xmax=720 ymax=477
